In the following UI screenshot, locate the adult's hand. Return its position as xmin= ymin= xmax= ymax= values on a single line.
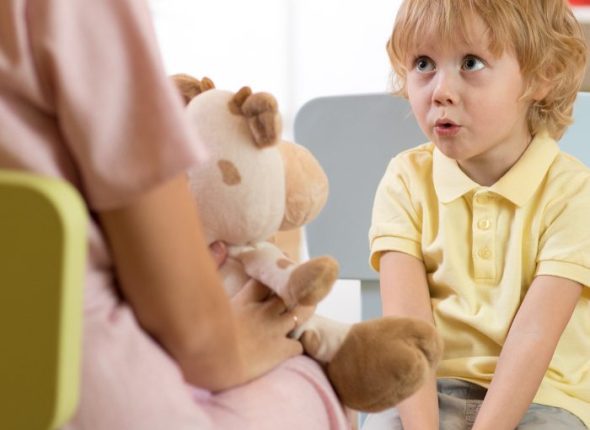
xmin=209 ymin=241 xmax=228 ymax=267
xmin=229 ymin=279 xmax=304 ymax=384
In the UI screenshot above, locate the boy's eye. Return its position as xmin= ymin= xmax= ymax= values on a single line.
xmin=414 ymin=56 xmax=435 ymax=73
xmin=462 ymin=55 xmax=485 ymax=71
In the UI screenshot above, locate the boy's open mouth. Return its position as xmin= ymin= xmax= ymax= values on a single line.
xmin=435 ymin=119 xmax=458 ymax=127
xmin=434 ymin=119 xmax=461 ymax=136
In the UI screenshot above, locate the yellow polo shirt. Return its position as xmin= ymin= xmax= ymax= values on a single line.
xmin=369 ymin=131 xmax=590 ymax=427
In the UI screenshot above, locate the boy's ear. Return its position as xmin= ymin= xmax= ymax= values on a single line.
xmin=533 ymin=82 xmax=551 ymax=102
xmin=531 ymin=79 xmax=552 ymax=101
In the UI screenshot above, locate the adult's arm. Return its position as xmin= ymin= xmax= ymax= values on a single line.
xmin=99 ymin=174 xmax=301 ymax=391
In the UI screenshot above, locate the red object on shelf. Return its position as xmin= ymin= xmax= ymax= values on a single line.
xmin=570 ymin=0 xmax=590 ymax=5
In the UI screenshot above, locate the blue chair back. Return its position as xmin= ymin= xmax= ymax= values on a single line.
xmin=295 ymin=92 xmax=590 ymax=319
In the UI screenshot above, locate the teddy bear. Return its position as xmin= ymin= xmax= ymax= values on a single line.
xmin=173 ymin=73 xmax=443 ymax=412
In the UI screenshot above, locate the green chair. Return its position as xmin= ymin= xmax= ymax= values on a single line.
xmin=0 ymin=170 xmax=87 ymax=430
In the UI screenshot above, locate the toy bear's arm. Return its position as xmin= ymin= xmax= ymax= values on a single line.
xmin=229 ymin=241 xmax=300 ymax=307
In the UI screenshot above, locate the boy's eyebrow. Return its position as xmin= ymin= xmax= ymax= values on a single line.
xmin=411 ymin=33 xmax=494 ymax=57
xmin=411 ymin=39 xmax=439 ymax=54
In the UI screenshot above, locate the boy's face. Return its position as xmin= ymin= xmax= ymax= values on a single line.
xmin=405 ymin=15 xmax=533 ymax=185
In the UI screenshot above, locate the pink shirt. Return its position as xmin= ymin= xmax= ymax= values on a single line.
xmin=0 ymin=0 xmax=206 ymax=303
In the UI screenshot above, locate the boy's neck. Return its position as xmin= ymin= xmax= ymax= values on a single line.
xmin=457 ymin=134 xmax=534 ymax=187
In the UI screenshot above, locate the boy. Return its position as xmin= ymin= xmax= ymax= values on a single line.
xmin=364 ymin=1 xmax=589 ymax=429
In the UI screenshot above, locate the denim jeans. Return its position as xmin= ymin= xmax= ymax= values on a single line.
xmin=362 ymin=379 xmax=587 ymax=430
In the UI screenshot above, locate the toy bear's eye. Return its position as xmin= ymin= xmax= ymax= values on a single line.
xmin=218 ymin=159 xmax=241 ymax=186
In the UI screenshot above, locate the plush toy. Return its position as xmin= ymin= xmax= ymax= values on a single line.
xmin=173 ymin=74 xmax=443 ymax=412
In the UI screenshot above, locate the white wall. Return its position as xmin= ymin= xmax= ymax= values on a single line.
xmin=149 ymin=0 xmax=401 ymax=137
xmin=289 ymin=1 xmax=400 ymax=106
xmin=149 ymin=0 xmax=290 ymax=103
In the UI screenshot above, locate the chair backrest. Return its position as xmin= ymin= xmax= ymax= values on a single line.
xmin=0 ymin=170 xmax=87 ymax=430
xmin=295 ymin=94 xmax=422 ymax=283
xmin=294 ymin=92 xmax=590 ymax=285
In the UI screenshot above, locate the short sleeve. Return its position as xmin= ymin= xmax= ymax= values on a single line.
xmin=28 ymin=0 xmax=207 ymax=210
xmin=536 ymin=177 xmax=590 ymax=288
xmin=369 ymin=156 xmax=423 ymax=272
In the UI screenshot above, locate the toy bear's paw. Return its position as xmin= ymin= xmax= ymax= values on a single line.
xmin=288 ymin=256 xmax=339 ymax=306
xmin=326 ymin=317 xmax=443 ymax=412
xmin=298 ymin=315 xmax=351 ymax=363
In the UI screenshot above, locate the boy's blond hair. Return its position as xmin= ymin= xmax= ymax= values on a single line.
xmin=387 ymin=0 xmax=588 ymax=139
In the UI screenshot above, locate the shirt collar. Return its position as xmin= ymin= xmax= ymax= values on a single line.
xmin=433 ymin=130 xmax=559 ymax=206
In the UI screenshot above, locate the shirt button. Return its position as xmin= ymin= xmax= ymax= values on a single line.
xmin=475 ymin=194 xmax=489 ymax=204
xmin=477 ymin=219 xmax=491 ymax=230
xmin=478 ymin=247 xmax=492 ymax=259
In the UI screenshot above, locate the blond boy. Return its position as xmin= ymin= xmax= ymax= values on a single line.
xmin=364 ymin=1 xmax=589 ymax=429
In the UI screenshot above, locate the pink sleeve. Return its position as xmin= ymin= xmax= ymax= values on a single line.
xmin=27 ymin=0 xmax=207 ymax=210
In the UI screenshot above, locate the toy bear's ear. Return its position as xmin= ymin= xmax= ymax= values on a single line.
xmin=230 ymin=87 xmax=282 ymax=148
xmin=171 ymin=74 xmax=215 ymax=105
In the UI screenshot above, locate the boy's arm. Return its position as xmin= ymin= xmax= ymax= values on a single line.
xmin=472 ymin=275 xmax=582 ymax=430
xmin=379 ymin=251 xmax=439 ymax=430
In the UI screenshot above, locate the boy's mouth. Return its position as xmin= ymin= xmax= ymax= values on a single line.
xmin=435 ymin=118 xmax=458 ymax=127
xmin=434 ymin=119 xmax=461 ymax=136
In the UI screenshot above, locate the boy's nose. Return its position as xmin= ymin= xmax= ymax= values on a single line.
xmin=432 ymin=71 xmax=459 ymax=106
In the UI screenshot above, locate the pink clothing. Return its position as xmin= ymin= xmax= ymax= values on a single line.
xmin=0 ymin=0 xmax=349 ymax=429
